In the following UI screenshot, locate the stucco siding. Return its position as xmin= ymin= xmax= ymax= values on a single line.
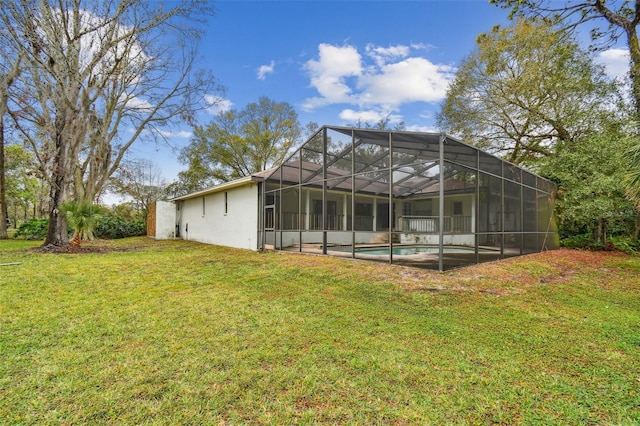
xmin=178 ymin=183 xmax=259 ymax=250
xmin=154 ymin=200 xmax=177 ymax=239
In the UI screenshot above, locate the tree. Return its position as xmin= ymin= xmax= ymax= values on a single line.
xmin=4 ymin=145 xmax=40 ymax=227
xmin=0 ymin=0 xmax=220 ymax=247
xmin=173 ymin=97 xmax=302 ymax=193
xmin=541 ymin=124 xmax=637 ymax=245
xmin=109 ymin=158 xmax=167 ymax=220
xmin=61 ymin=200 xmax=101 ymax=246
xmin=438 ymin=19 xmax=620 ymax=166
xmin=491 ymin=0 xmax=640 ymax=124
xmin=349 ymin=116 xmax=406 ymax=131
xmin=625 ymin=141 xmax=640 ymax=238
xmin=0 ymin=49 xmax=21 ymax=238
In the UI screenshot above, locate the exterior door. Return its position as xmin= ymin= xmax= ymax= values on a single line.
xmin=264 ymin=205 xmax=275 ymax=249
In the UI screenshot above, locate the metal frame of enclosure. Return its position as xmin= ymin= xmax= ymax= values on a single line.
xmin=260 ymin=126 xmax=558 ymax=271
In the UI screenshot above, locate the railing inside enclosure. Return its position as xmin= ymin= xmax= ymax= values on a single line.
xmin=280 ymin=213 xmax=346 ymax=230
xmin=399 ymin=216 xmax=472 ymax=233
xmin=279 ymin=213 xmax=380 ymax=231
xmin=352 ymin=215 xmax=374 ymax=231
xmin=280 ymin=212 xmax=300 ymax=230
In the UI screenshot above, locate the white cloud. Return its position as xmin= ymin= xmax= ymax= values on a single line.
xmin=597 ymin=48 xmax=630 ymax=80
xmin=302 ymin=43 xmax=363 ymax=109
xmin=257 ymin=60 xmax=276 ymax=80
xmin=204 ymin=95 xmax=233 ymax=115
xmin=157 ymin=130 xmax=192 ymax=138
xmin=410 ymin=42 xmax=435 ymax=52
xmin=365 ymin=43 xmax=410 ymax=67
xmin=359 ymin=57 xmax=455 ymax=107
xmin=302 ymin=43 xmax=456 ymax=113
xmin=405 ymin=124 xmax=439 ymax=133
xmin=121 ymin=94 xmax=153 ymax=111
xmin=339 ymin=109 xmax=403 ymax=126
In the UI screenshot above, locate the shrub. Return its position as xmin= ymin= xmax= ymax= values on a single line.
xmin=607 ymin=236 xmax=640 ymax=254
xmin=13 ymin=215 xmax=146 ymax=241
xmin=560 ymin=234 xmax=606 ymax=251
xmin=61 ymin=200 xmax=101 ymax=245
xmin=94 ymin=216 xmax=146 ymax=239
xmin=14 ymin=219 xmax=49 ymax=240
xmin=561 ymin=233 xmax=640 ymax=254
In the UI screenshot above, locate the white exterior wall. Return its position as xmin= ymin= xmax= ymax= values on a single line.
xmin=155 ymin=200 xmax=177 ymax=239
xmin=178 ymin=183 xmax=259 ymax=250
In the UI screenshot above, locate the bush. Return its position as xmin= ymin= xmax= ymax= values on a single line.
xmin=560 ymin=234 xmax=606 ymax=251
xmin=13 ymin=215 xmax=146 ymax=241
xmin=14 ymin=219 xmax=49 ymax=240
xmin=607 ymin=236 xmax=640 ymax=254
xmin=94 ymin=216 xmax=146 ymax=239
xmin=561 ymin=233 xmax=640 ymax=254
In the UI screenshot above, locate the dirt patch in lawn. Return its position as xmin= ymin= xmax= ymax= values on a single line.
xmin=400 ymin=249 xmax=627 ymax=295
xmin=32 ymin=243 xmax=133 ymax=254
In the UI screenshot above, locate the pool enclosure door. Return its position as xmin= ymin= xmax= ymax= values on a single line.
xmin=264 ymin=205 xmax=276 ymax=250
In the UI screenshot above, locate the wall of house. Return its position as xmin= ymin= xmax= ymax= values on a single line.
xmin=178 ymin=184 xmax=259 ymax=250
xmin=154 ymin=200 xmax=177 ymax=240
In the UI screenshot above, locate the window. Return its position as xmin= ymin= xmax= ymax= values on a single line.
xmin=354 ymin=202 xmax=373 ymax=231
xmin=312 ymin=200 xmax=337 ymax=230
xmin=414 ymin=199 xmax=432 ymax=216
xmin=453 ymin=201 xmax=463 ymax=216
xmin=355 ymin=202 xmax=372 ymax=216
xmin=202 ymin=197 xmax=206 ymax=216
xmin=224 ymin=192 xmax=228 ymax=214
xmin=402 ymin=202 xmax=411 ymax=216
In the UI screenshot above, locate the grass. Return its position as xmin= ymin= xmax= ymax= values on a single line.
xmin=0 ymin=237 xmax=639 ymax=424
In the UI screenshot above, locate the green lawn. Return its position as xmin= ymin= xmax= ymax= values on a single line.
xmin=1 ymin=238 xmax=638 ymax=424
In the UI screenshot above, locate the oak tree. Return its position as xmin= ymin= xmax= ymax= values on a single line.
xmin=438 ymin=19 xmax=620 ymax=166
xmin=492 ymin=0 xmax=640 ymax=123
xmin=541 ymin=124 xmax=637 ymax=243
xmin=109 ymin=158 xmax=167 ymax=220
xmin=0 ymin=0 xmax=220 ymax=246
xmin=171 ymin=97 xmax=302 ymax=195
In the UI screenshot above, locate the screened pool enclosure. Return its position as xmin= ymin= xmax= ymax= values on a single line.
xmin=260 ymin=126 xmax=558 ymax=271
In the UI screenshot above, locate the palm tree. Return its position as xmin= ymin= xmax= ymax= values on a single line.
xmin=60 ymin=200 xmax=101 ymax=246
xmin=626 ymin=143 xmax=640 ymax=240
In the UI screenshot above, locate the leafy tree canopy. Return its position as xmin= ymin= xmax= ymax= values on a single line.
xmin=491 ymin=0 xmax=640 ymax=122
xmin=109 ymin=158 xmax=167 ymax=220
xmin=438 ymin=19 xmax=622 ymax=167
xmin=171 ymin=97 xmax=302 ymax=195
xmin=541 ymin=123 xmax=638 ymax=243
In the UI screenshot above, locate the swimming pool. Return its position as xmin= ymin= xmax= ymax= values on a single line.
xmin=331 ymin=245 xmax=475 ymax=256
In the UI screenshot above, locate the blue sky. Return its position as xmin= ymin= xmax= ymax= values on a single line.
xmin=202 ymin=0 xmax=511 ymax=130
xmin=124 ymin=0 xmax=630 ymax=189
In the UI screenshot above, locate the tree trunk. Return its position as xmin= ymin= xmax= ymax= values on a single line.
xmin=43 ymin=131 xmax=70 ymax=247
xmin=0 ymin=117 xmax=7 ymax=239
xmin=626 ymin=26 xmax=640 ymax=126
xmin=44 ymin=181 xmax=69 ymax=247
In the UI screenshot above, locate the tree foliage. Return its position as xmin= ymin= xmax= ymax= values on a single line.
xmin=0 ymin=41 xmax=22 ymax=238
xmin=109 ymin=158 xmax=167 ymax=220
xmin=4 ymin=145 xmax=42 ymax=227
xmin=491 ymin=0 xmax=640 ymax=123
xmin=541 ymin=125 xmax=638 ymax=244
xmin=438 ymin=19 xmax=620 ymax=166
xmin=171 ymin=97 xmax=302 ymax=195
xmin=625 ymin=139 xmax=640 ymax=217
xmin=0 ymin=0 xmax=219 ymax=246
xmin=60 ymin=200 xmax=101 ymax=246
